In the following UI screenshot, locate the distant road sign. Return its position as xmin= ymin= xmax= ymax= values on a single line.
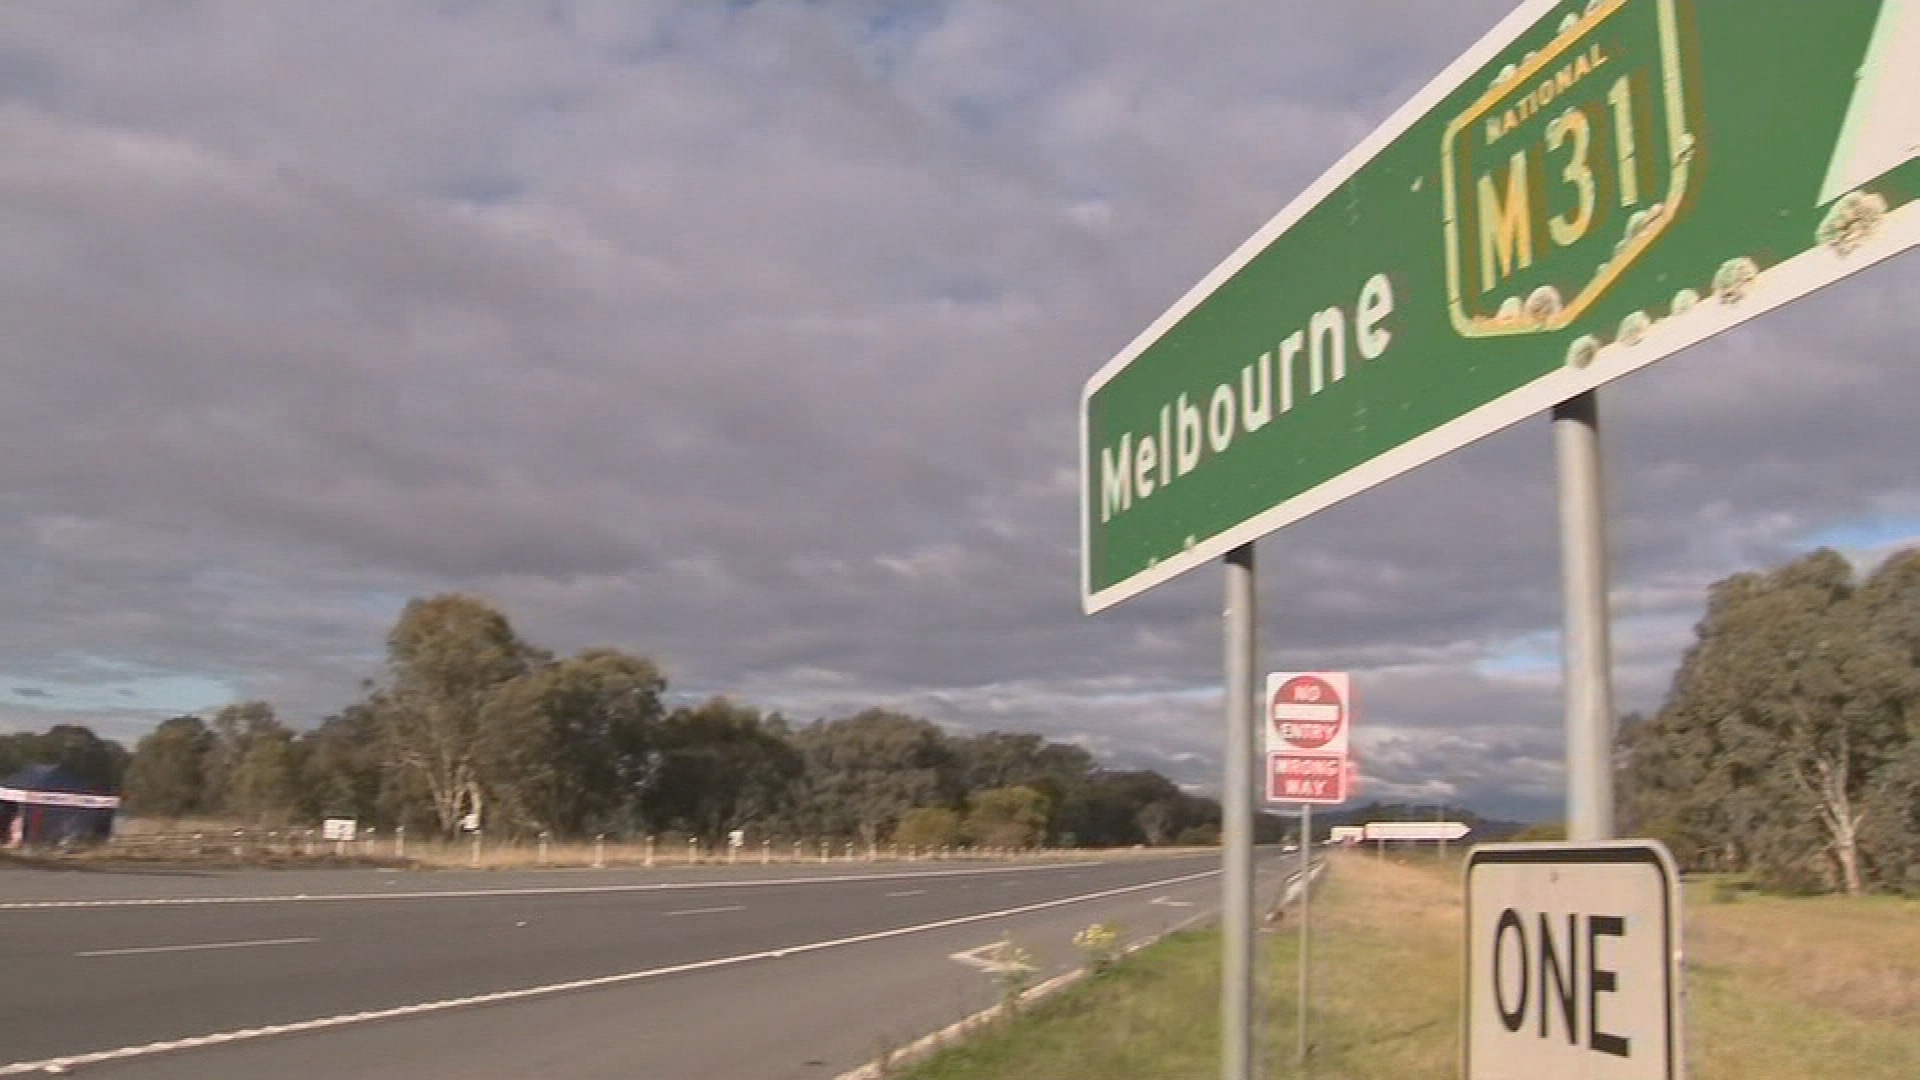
xmin=1082 ymin=0 xmax=1920 ymax=612
xmin=321 ymin=818 xmax=356 ymax=843
xmin=1265 ymin=672 xmax=1351 ymax=806
xmin=1465 ymin=841 xmax=1683 ymax=1080
xmin=1364 ymin=820 xmax=1471 ymax=842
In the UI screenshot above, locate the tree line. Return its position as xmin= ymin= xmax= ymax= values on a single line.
xmin=0 ymin=724 xmax=129 ymax=792
xmin=106 ymin=594 xmax=1233 ymax=849
xmin=1620 ymin=547 xmax=1920 ymax=894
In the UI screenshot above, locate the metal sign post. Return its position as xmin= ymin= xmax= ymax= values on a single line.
xmin=1221 ymin=545 xmax=1257 ymax=1080
xmin=1555 ymin=393 xmax=1616 ymax=842
xmin=1297 ymin=803 xmax=1312 ymax=1073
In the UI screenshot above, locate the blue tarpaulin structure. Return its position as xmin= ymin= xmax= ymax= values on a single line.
xmin=0 ymin=764 xmax=120 ymax=848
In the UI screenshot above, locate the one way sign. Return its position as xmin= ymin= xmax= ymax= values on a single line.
xmin=1464 ymin=841 xmax=1684 ymax=1080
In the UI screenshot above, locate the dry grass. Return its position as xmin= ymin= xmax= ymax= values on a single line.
xmin=898 ymin=852 xmax=1920 ymax=1080
xmin=112 ymin=816 xmax=247 ymax=837
xmin=903 ymin=854 xmax=1464 ymax=1080
xmin=1290 ymin=854 xmax=1462 ymax=1079
xmin=1686 ymin=884 xmax=1920 ymax=1022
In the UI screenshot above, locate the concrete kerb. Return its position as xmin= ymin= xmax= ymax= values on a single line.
xmin=835 ymin=858 xmax=1327 ymax=1080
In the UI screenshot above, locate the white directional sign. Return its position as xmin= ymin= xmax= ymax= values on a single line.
xmin=1465 ymin=842 xmax=1683 ymax=1080
xmin=1364 ymin=820 xmax=1471 ymax=843
xmin=1264 ymin=671 xmax=1352 ymax=805
xmin=321 ymin=818 xmax=357 ymax=842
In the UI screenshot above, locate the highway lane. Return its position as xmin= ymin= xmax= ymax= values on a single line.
xmin=0 ymin=852 xmax=1291 ymax=1078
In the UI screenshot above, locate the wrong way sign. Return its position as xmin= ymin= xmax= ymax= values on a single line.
xmin=1465 ymin=841 xmax=1683 ymax=1080
xmin=1268 ymin=753 xmax=1347 ymax=804
xmin=1265 ymin=671 xmax=1350 ymax=805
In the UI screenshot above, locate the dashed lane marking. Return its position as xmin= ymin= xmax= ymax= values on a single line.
xmin=77 ymin=937 xmax=320 ymax=959
xmin=0 ymin=861 xmax=1116 ymax=912
xmin=0 ymin=867 xmax=1217 ymax=1076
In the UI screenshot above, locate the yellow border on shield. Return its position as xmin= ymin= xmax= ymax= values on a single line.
xmin=1441 ymin=0 xmax=1692 ymax=340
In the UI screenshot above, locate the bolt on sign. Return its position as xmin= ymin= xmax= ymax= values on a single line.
xmin=1465 ymin=842 xmax=1684 ymax=1079
xmin=1082 ymin=0 xmax=1920 ymax=612
xmin=1265 ymin=672 xmax=1351 ymax=805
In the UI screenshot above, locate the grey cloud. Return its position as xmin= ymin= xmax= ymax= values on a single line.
xmin=0 ymin=2 xmax=1916 ymax=822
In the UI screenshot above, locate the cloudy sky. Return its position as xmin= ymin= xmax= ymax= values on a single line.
xmin=3 ymin=1 xmax=1917 ymax=820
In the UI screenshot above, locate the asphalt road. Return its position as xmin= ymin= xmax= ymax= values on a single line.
xmin=0 ymin=851 xmax=1290 ymax=1079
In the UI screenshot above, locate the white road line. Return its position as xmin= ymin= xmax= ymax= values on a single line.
xmin=664 ymin=905 xmax=744 ymax=917
xmin=77 ymin=937 xmax=319 ymax=959
xmin=883 ymin=889 xmax=926 ymax=898
xmin=0 ymin=867 xmax=1218 ymax=1076
xmin=0 ymin=861 xmax=1114 ymax=912
xmin=948 ymin=941 xmax=1035 ymax=975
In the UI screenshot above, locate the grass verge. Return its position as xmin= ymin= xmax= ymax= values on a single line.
xmin=898 ymin=853 xmax=1920 ymax=1080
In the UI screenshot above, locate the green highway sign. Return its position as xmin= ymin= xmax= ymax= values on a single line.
xmin=1082 ymin=0 xmax=1920 ymax=613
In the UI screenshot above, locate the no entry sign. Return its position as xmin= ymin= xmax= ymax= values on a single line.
xmin=1265 ymin=671 xmax=1351 ymax=805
